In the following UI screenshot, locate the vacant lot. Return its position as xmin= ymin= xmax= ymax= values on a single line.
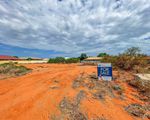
xmin=0 ymin=64 xmax=148 ymax=120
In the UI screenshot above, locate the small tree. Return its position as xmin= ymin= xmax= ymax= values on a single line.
xmin=80 ymin=53 xmax=87 ymax=61
xmin=115 ymin=47 xmax=147 ymax=71
xmin=97 ymin=53 xmax=109 ymax=57
xmin=101 ymin=47 xmax=148 ymax=71
xmin=124 ymin=47 xmax=141 ymax=56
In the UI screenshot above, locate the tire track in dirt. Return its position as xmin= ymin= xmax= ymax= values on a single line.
xmin=0 ymin=64 xmax=93 ymax=120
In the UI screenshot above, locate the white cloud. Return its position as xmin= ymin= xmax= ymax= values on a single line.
xmin=0 ymin=0 xmax=150 ymax=56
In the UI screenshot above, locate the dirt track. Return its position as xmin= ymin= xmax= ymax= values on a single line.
xmin=0 ymin=64 xmax=145 ymax=120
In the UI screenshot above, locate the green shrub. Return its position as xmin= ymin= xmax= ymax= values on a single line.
xmin=48 ymin=57 xmax=65 ymax=63
xmin=55 ymin=57 xmax=65 ymax=63
xmin=48 ymin=58 xmax=56 ymax=63
xmin=48 ymin=57 xmax=79 ymax=63
xmin=65 ymin=58 xmax=80 ymax=63
xmin=97 ymin=53 xmax=109 ymax=57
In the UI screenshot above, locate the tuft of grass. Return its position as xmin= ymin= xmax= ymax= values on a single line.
xmin=129 ymin=79 xmax=150 ymax=101
xmin=112 ymin=85 xmax=125 ymax=95
xmin=72 ymin=73 xmax=85 ymax=89
xmin=59 ymin=91 xmax=87 ymax=120
xmin=0 ymin=63 xmax=31 ymax=79
xmin=125 ymin=103 xmax=149 ymax=118
xmin=72 ymin=74 xmax=116 ymax=101
xmin=93 ymin=90 xmax=106 ymax=100
xmin=75 ymin=90 xmax=86 ymax=107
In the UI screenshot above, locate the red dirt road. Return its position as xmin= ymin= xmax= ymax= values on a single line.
xmin=0 ymin=64 xmax=144 ymax=120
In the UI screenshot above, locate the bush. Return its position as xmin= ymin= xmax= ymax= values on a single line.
xmin=101 ymin=56 xmax=118 ymax=66
xmin=48 ymin=58 xmax=56 ymax=63
xmin=115 ymin=54 xmax=147 ymax=71
xmin=115 ymin=47 xmax=148 ymax=71
xmin=48 ymin=57 xmax=80 ymax=63
xmin=48 ymin=57 xmax=65 ymax=63
xmin=97 ymin=53 xmax=109 ymax=57
xmin=101 ymin=47 xmax=148 ymax=71
xmin=65 ymin=58 xmax=80 ymax=63
xmin=55 ymin=57 xmax=65 ymax=63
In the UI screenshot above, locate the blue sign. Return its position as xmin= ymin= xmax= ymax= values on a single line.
xmin=97 ymin=63 xmax=112 ymax=81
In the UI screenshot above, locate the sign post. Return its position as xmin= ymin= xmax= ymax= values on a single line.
xmin=97 ymin=63 xmax=112 ymax=81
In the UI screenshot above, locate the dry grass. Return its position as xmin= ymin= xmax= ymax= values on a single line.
xmin=0 ymin=63 xmax=31 ymax=79
xmin=91 ymin=81 xmax=115 ymax=101
xmin=58 ymin=91 xmax=87 ymax=120
xmin=72 ymin=73 xmax=117 ymax=101
xmin=112 ymin=85 xmax=125 ymax=95
xmin=72 ymin=72 xmax=85 ymax=89
xmin=125 ymin=103 xmax=150 ymax=119
xmin=102 ymin=55 xmax=149 ymax=72
xmin=129 ymin=79 xmax=150 ymax=101
xmin=127 ymin=75 xmax=150 ymax=118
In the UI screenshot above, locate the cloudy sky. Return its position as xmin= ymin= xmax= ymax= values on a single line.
xmin=0 ymin=0 xmax=150 ymax=57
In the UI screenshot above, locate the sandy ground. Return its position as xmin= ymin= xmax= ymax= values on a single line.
xmin=0 ymin=64 xmax=146 ymax=120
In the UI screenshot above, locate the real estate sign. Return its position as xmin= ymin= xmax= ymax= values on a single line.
xmin=97 ymin=63 xmax=112 ymax=81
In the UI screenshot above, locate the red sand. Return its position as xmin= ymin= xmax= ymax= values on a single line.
xmin=0 ymin=64 xmax=146 ymax=120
